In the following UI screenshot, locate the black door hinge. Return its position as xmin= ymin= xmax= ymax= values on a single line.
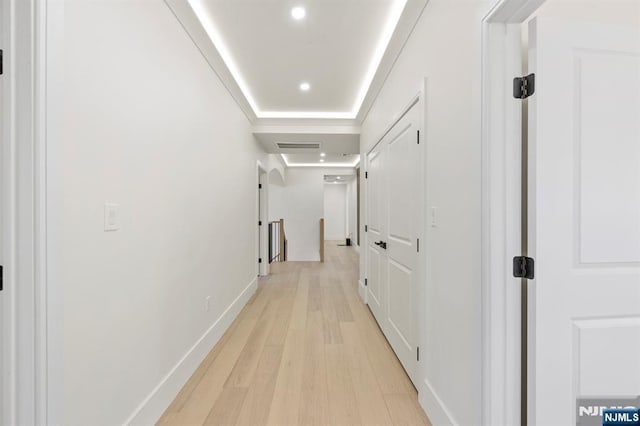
xmin=417 ymin=130 xmax=420 ymax=144
xmin=364 ymin=225 xmax=368 ymax=232
xmin=0 ymin=265 xmax=3 ymax=291
xmin=417 ymin=238 xmax=420 ymax=252
xmin=513 ymin=256 xmax=534 ymax=279
xmin=0 ymin=50 xmax=3 ymax=75
xmin=258 ymin=220 xmax=262 ymax=226
xmin=513 ymin=73 xmax=535 ymax=99
xmin=258 ymin=183 xmax=262 ymax=189
xmin=417 ymin=346 xmax=420 ymax=361
xmin=365 ymin=171 xmax=368 ymax=179
xmin=365 ymin=278 xmax=368 ymax=286
xmin=258 ymin=258 xmax=262 ymax=264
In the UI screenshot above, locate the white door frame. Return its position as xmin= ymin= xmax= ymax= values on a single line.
xmin=480 ymin=1 xmax=546 ymax=424
xmin=1 ymin=0 xmax=58 ymax=423
xmin=256 ymin=162 xmax=269 ymax=276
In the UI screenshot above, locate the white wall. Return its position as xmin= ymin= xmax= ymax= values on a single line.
xmin=269 ymin=168 xmax=354 ymax=261
xmin=63 ymin=1 xmax=264 ymax=424
xmin=323 ymin=183 xmax=347 ymax=240
xmin=531 ymin=0 xmax=640 ymax=27
xmin=269 ymin=168 xmax=323 ymax=261
xmin=360 ymin=0 xmax=492 ymax=424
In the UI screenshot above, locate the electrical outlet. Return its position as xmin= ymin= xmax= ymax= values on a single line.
xmin=205 ymin=296 xmax=211 ymax=312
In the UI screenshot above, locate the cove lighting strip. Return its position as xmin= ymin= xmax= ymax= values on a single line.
xmin=280 ymin=154 xmax=360 ymax=168
xmin=188 ymin=0 xmax=407 ymax=119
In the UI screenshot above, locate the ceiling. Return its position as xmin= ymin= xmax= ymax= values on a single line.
xmin=167 ymin=0 xmax=428 ymax=165
xmin=285 ymin=154 xmax=360 ymax=167
xmin=192 ymin=0 xmax=402 ymax=116
xmin=174 ymin=0 xmax=427 ymax=120
xmin=325 ymin=174 xmax=356 ymax=183
xmin=254 ymin=130 xmax=359 ymax=153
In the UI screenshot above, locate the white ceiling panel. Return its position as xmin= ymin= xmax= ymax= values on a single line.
xmin=189 ymin=0 xmax=407 ymax=117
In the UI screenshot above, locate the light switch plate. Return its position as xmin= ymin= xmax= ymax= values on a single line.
xmin=104 ymin=203 xmax=119 ymax=231
xmin=430 ymin=206 xmax=438 ymax=228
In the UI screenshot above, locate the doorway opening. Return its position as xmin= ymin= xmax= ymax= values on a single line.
xmin=258 ymin=166 xmax=268 ymax=276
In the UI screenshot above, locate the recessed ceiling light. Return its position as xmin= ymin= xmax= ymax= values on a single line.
xmin=320 ymin=152 xmax=326 ymax=157
xmin=291 ymin=6 xmax=306 ymax=20
xmin=337 ymin=176 xmax=341 ymax=179
xmin=299 ymin=82 xmax=310 ymax=92
xmin=320 ymin=159 xmax=325 ymax=162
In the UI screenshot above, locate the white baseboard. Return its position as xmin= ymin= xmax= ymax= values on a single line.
xmin=419 ymin=378 xmax=458 ymax=426
xmin=124 ymin=277 xmax=258 ymax=425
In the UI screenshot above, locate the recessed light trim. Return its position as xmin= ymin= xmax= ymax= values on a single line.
xmin=299 ymin=82 xmax=311 ymax=92
xmin=320 ymin=152 xmax=326 ymax=157
xmin=291 ymin=6 xmax=306 ymax=20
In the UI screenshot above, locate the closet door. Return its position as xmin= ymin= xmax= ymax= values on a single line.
xmin=383 ymin=104 xmax=420 ymax=385
xmin=366 ymin=102 xmax=421 ymax=386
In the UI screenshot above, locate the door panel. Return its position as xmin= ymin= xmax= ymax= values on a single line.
xmin=388 ymin=258 xmax=413 ymax=349
xmin=528 ymin=18 xmax=640 ymax=425
xmin=385 ymin=106 xmax=419 ymax=383
xmin=367 ymin=245 xmax=383 ymax=308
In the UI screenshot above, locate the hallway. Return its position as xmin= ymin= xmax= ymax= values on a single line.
xmin=159 ymin=243 xmax=430 ymax=425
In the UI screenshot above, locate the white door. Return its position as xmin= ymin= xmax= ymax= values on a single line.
xmin=383 ymin=104 xmax=420 ymax=383
xmin=528 ymin=18 xmax=640 ymax=425
xmin=367 ymin=146 xmax=386 ymax=324
xmin=367 ymin=102 xmax=421 ymax=385
xmin=0 ymin=0 xmax=6 ymax=418
xmin=258 ymin=171 xmax=268 ymax=276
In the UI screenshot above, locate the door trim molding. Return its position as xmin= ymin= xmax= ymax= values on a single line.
xmin=1 ymin=0 xmax=57 ymax=423
xmin=256 ymin=161 xmax=269 ymax=277
xmin=480 ymin=1 xmax=546 ymax=425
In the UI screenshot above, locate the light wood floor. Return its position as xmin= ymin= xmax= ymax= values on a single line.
xmin=158 ymin=242 xmax=431 ymax=426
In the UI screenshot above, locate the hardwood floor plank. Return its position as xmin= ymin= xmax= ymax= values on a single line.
xmin=235 ymin=344 xmax=284 ymax=426
xmin=203 ymin=387 xmax=247 ymax=426
xmin=289 ymin=270 xmax=309 ymax=330
xmin=298 ymin=310 xmax=330 ymax=425
xmin=265 ymin=329 xmax=305 ymax=425
xmin=321 ymin=287 xmax=343 ymax=344
xmin=384 ymin=393 xmax=432 ymax=426
xmin=266 ymin=288 xmax=296 ymax=346
xmin=224 ymin=299 xmax=277 ymax=388
xmin=307 ymin=275 xmax=322 ymax=312
xmin=331 ymin=284 xmax=354 ymax=323
xmin=325 ymin=343 xmax=361 ymax=425
xmin=340 ymin=321 xmax=394 ymax=426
